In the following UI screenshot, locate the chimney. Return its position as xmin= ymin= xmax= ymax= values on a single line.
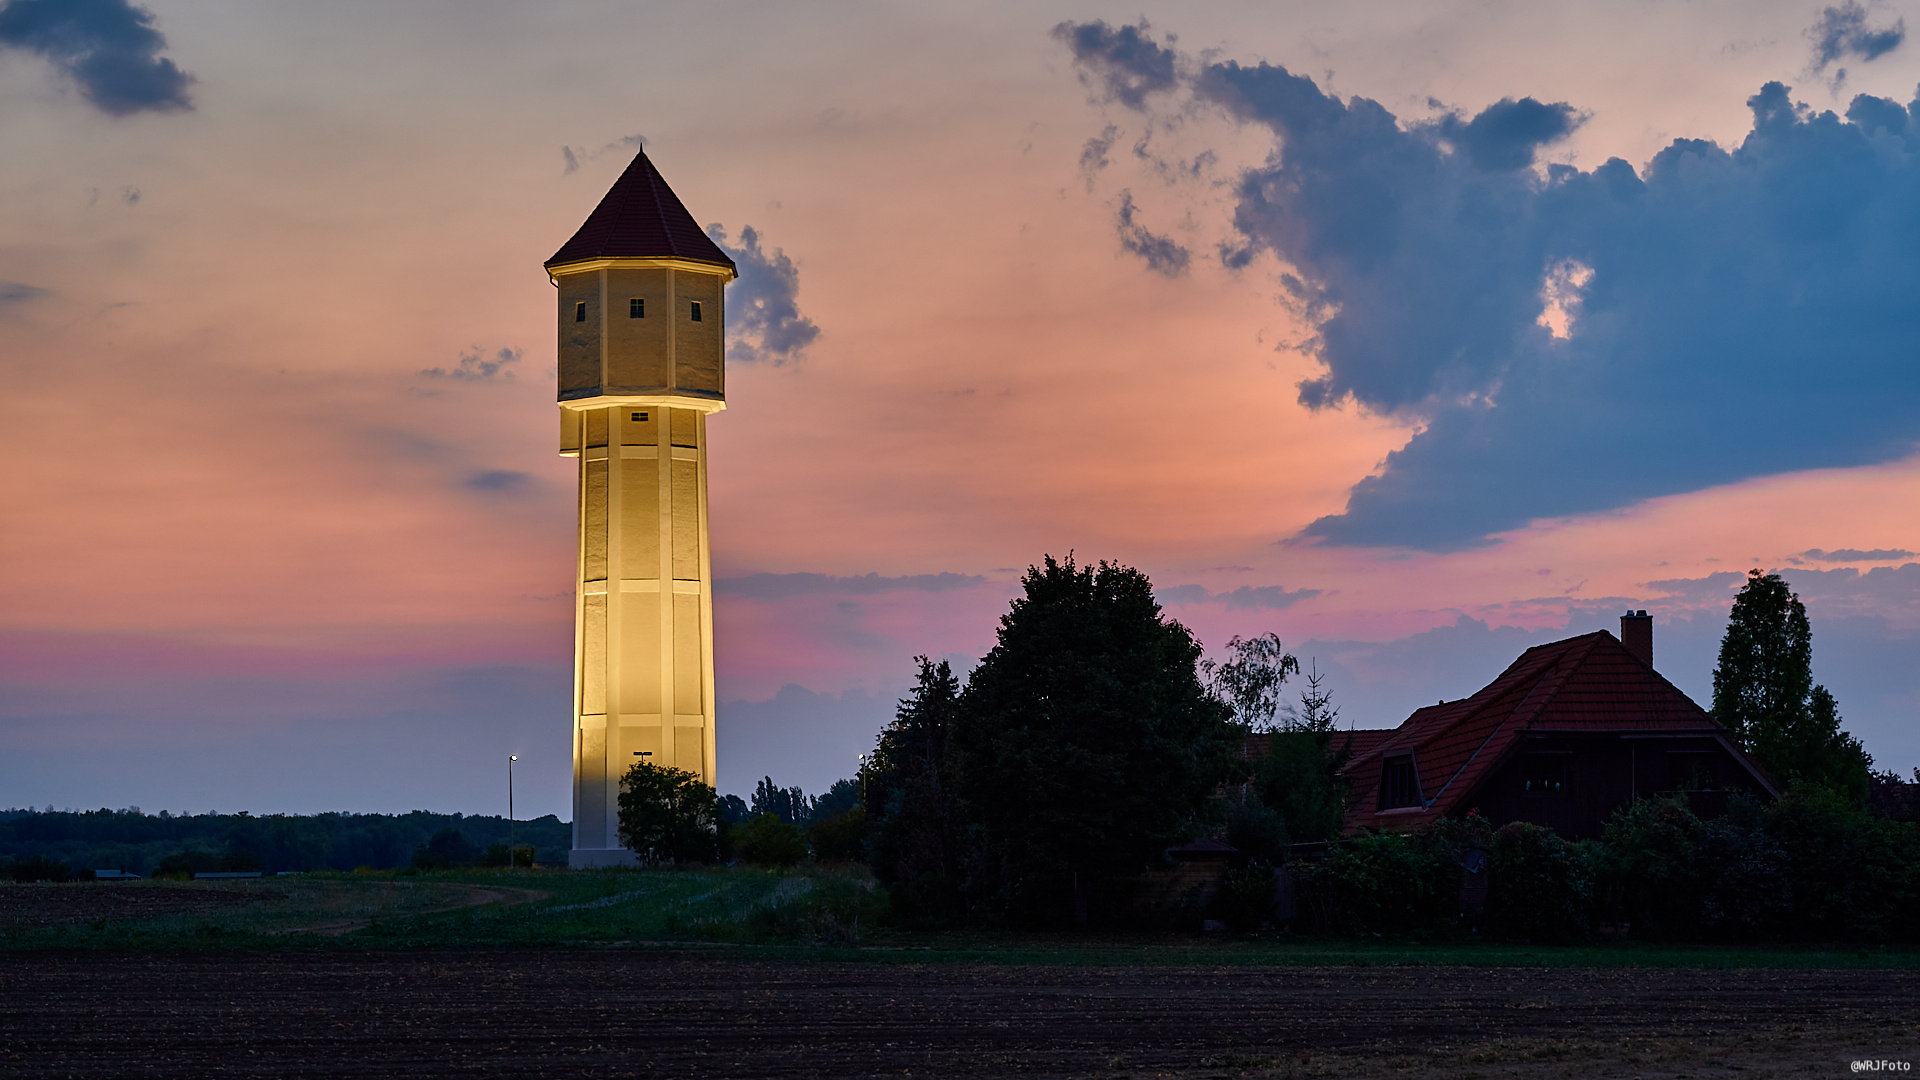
xmin=1620 ymin=610 xmax=1653 ymax=669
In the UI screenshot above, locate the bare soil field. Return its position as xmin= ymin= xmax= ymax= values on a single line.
xmin=0 ymin=882 xmax=273 ymax=928
xmin=2 ymin=950 xmax=1914 ymax=1079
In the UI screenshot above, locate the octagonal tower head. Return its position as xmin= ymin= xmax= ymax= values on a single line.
xmin=546 ymin=149 xmax=737 ymax=408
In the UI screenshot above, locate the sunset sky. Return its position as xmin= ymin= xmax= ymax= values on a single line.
xmin=4 ymin=0 xmax=1919 ymax=820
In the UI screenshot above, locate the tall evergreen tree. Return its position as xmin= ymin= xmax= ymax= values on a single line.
xmin=949 ymin=555 xmax=1240 ymax=925
xmin=864 ymin=657 xmax=965 ymax=923
xmin=1712 ymin=569 xmax=1871 ymax=798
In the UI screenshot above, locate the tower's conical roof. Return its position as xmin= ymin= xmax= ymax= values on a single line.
xmin=546 ymin=149 xmax=736 ymax=273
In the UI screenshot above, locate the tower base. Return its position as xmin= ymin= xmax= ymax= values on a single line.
xmin=568 ymin=847 xmax=640 ymax=869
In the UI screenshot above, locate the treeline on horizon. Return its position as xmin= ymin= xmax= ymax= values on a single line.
xmin=0 ymin=808 xmax=570 ymax=876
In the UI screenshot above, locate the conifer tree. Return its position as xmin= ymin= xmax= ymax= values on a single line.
xmin=1711 ymin=569 xmax=1871 ymax=798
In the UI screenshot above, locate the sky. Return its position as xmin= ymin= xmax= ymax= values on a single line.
xmin=3 ymin=0 xmax=1919 ymax=820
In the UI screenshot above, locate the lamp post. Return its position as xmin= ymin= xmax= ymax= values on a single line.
xmin=508 ymin=755 xmax=518 ymax=860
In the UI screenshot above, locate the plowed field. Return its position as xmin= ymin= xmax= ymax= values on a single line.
xmin=3 ymin=950 xmax=1914 ymax=1078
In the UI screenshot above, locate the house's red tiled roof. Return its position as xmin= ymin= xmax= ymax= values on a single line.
xmin=1332 ymin=727 xmax=1399 ymax=762
xmin=1240 ymin=728 xmax=1397 ymax=766
xmin=547 ymin=150 xmax=736 ymax=272
xmin=1338 ymin=630 xmax=1744 ymax=833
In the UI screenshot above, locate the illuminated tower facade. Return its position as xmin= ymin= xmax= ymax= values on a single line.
xmin=545 ymin=151 xmax=736 ymax=867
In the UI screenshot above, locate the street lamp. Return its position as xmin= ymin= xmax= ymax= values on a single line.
xmin=508 ymin=755 xmax=518 ymax=860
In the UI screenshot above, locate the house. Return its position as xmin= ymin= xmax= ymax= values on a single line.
xmin=1337 ymin=613 xmax=1778 ymax=839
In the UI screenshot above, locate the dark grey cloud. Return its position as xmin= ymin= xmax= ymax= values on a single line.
xmin=1644 ymin=570 xmax=1749 ymax=603
xmin=1787 ymin=561 xmax=1920 ymax=607
xmin=716 ymin=571 xmax=986 ymax=602
xmin=1809 ymin=1 xmax=1904 ymax=70
xmin=1645 ymin=562 xmax=1920 ymax=612
xmin=1154 ymin=583 xmax=1321 ymax=610
xmin=465 ymin=470 xmax=533 ymax=493
xmin=0 ymin=0 xmax=193 ymax=116
xmin=0 ymin=281 xmax=47 ymax=307
xmin=420 ymin=346 xmax=521 ymax=381
xmin=1079 ymin=124 xmax=1118 ymax=190
xmin=1051 ymin=19 xmax=1177 ymax=109
xmin=1437 ymin=97 xmax=1585 ymax=171
xmin=1800 ymin=547 xmax=1918 ymax=561
xmin=1062 ymin=22 xmax=1920 ymax=550
xmin=706 ymin=224 xmax=820 ymax=364
xmin=1115 ymin=190 xmax=1190 ymax=276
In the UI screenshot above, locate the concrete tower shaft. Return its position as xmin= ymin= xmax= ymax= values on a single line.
xmin=546 ymin=151 xmax=736 ymax=868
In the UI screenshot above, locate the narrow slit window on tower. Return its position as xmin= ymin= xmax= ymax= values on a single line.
xmin=630 ymin=412 xmax=647 ymax=422
xmin=575 ymin=301 xmax=587 ymax=323
xmin=629 ymin=298 xmax=644 ymax=319
xmin=689 ymin=300 xmax=703 ymax=322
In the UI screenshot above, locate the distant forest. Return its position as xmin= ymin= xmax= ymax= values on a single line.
xmin=0 ymin=808 xmax=570 ymax=874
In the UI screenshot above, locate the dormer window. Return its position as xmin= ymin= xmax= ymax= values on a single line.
xmin=690 ymin=300 xmax=703 ymax=322
xmin=1380 ymin=754 xmax=1422 ymax=809
xmin=629 ymin=298 xmax=644 ymax=318
xmin=575 ymin=301 xmax=587 ymax=322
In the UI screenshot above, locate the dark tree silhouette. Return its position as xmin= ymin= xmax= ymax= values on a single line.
xmin=1712 ymin=569 xmax=1871 ymax=798
xmin=950 ymin=555 xmax=1240 ymax=926
xmin=617 ymin=761 xmax=722 ymax=864
xmin=864 ymin=657 xmax=965 ymax=924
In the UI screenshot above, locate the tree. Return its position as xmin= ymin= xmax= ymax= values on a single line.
xmin=1248 ymin=662 xmax=1351 ymax=843
xmin=616 ymin=761 xmax=722 ymax=864
xmin=1712 ymin=570 xmax=1813 ymax=752
xmin=751 ymin=777 xmax=811 ymax=826
xmin=1287 ymin=659 xmax=1340 ymax=733
xmin=1252 ymin=729 xmax=1353 ymax=844
xmin=1200 ymin=633 xmax=1298 ymax=732
xmin=1711 ymin=569 xmax=1871 ymax=797
xmin=812 ymin=778 xmax=862 ymax=821
xmin=806 ymin=778 xmax=868 ymax=863
xmin=864 ymin=657 xmax=966 ymax=923
xmin=731 ymin=814 xmax=806 ymax=866
xmin=949 ymin=555 xmax=1241 ymax=925
xmin=717 ymin=794 xmax=751 ymax=824
xmin=410 ymin=828 xmax=476 ymax=869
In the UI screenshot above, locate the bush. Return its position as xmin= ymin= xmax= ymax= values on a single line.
xmin=411 ymin=828 xmax=478 ymax=870
xmin=732 ymin=814 xmax=807 ymax=867
xmin=1765 ymin=785 xmax=1920 ymax=942
xmin=6 ymin=854 xmax=79 ymax=883
xmin=152 ymin=850 xmax=223 ymax=880
xmin=1487 ymin=821 xmax=1591 ymax=943
xmin=1223 ymin=797 xmax=1288 ymax=864
xmin=1306 ymin=827 xmax=1463 ymax=935
xmin=1219 ymin=859 xmax=1278 ymax=930
xmin=1694 ymin=812 xmax=1792 ymax=937
xmin=1596 ymin=797 xmax=1700 ymax=938
xmin=807 ymin=806 xmax=869 ymax=863
xmin=1251 ymin=731 xmax=1351 ymax=843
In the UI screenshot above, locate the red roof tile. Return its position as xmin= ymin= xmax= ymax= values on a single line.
xmin=1240 ymin=728 xmax=1397 ymax=766
xmin=1337 ymin=630 xmax=1752 ymax=833
xmin=547 ymin=150 xmax=736 ymax=272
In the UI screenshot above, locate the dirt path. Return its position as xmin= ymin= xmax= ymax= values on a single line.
xmin=276 ymin=883 xmax=552 ymax=936
xmin=1 ymin=951 xmax=1913 ymax=1078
